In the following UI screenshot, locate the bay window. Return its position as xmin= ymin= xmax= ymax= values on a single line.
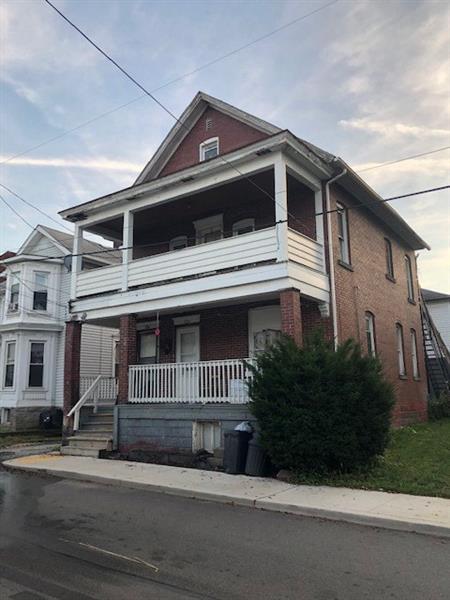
xmin=33 ymin=272 xmax=49 ymax=311
xmin=4 ymin=341 xmax=16 ymax=388
xmin=28 ymin=342 xmax=45 ymax=387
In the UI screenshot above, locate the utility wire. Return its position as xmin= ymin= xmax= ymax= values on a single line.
xmin=4 ymin=185 xmax=447 ymax=263
xmin=0 ymin=0 xmax=338 ymax=166
xmin=357 ymin=146 xmax=450 ymax=173
xmin=0 ymin=182 xmax=73 ymax=232
xmin=0 ymin=192 xmax=35 ymax=230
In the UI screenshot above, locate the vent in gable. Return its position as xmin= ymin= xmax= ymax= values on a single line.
xmin=205 ymin=117 xmax=213 ymax=131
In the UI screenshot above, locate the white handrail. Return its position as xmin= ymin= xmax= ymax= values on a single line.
xmin=68 ymin=374 xmax=102 ymax=430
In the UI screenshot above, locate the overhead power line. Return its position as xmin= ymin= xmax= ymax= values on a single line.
xmin=0 ymin=192 xmax=35 ymax=230
xmin=0 ymin=0 xmax=338 ymax=166
xmin=357 ymin=146 xmax=450 ymax=173
xmin=0 ymin=182 xmax=73 ymax=232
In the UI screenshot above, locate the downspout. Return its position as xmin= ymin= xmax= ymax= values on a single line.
xmin=325 ymin=163 xmax=347 ymax=350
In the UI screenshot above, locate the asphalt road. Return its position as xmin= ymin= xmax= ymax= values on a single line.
xmin=0 ymin=468 xmax=449 ymax=600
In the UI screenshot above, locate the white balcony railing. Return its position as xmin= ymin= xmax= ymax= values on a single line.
xmin=129 ymin=359 xmax=255 ymax=404
xmin=80 ymin=376 xmax=118 ymax=402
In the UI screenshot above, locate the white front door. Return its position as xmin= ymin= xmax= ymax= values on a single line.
xmin=176 ymin=326 xmax=200 ymax=399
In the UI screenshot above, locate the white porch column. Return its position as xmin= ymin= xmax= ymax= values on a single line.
xmin=70 ymin=225 xmax=82 ymax=300
xmin=274 ymin=154 xmax=288 ymax=262
xmin=121 ymin=210 xmax=134 ymax=292
xmin=315 ymin=189 xmax=326 ymax=272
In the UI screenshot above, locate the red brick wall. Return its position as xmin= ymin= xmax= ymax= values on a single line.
xmin=287 ymin=176 xmax=316 ymax=240
xmin=118 ymin=314 xmax=137 ymax=404
xmin=280 ymin=290 xmax=303 ymax=345
xmin=328 ymin=184 xmax=427 ymax=425
xmin=63 ymin=320 xmax=82 ymax=434
xmin=160 ymin=107 xmax=269 ymax=177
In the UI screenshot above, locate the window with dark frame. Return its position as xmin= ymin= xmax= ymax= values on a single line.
xmin=365 ymin=312 xmax=376 ymax=356
xmin=385 ymin=238 xmax=394 ymax=278
xmin=33 ymin=272 xmax=48 ymax=311
xmin=336 ymin=203 xmax=350 ymax=264
xmin=4 ymin=341 xmax=16 ymax=388
xmin=405 ymin=255 xmax=415 ymax=301
xmin=28 ymin=342 xmax=45 ymax=387
xmin=396 ymin=323 xmax=406 ymax=377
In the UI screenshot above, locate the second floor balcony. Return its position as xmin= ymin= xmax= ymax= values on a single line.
xmin=67 ymin=150 xmax=330 ymax=317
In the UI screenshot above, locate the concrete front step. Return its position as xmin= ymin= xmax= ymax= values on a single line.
xmin=67 ymin=437 xmax=112 ymax=451
xmin=79 ymin=426 xmax=113 ymax=434
xmin=83 ymin=419 xmax=114 ymax=427
xmin=60 ymin=446 xmax=100 ymax=458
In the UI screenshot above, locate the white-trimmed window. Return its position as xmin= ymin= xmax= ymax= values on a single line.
xmin=232 ymin=218 xmax=255 ymax=236
xmin=28 ymin=342 xmax=45 ymax=387
xmin=0 ymin=408 xmax=11 ymax=425
xmin=194 ymin=214 xmax=223 ymax=244
xmin=365 ymin=312 xmax=376 ymax=356
xmin=411 ymin=329 xmax=419 ymax=379
xmin=8 ymin=273 xmax=20 ymax=312
xmin=336 ymin=203 xmax=350 ymax=264
xmin=138 ymin=331 xmax=157 ymax=364
xmin=4 ymin=341 xmax=16 ymax=388
xmin=405 ymin=255 xmax=415 ymax=301
xmin=396 ymin=323 xmax=406 ymax=377
xmin=169 ymin=235 xmax=188 ymax=251
xmin=385 ymin=238 xmax=394 ymax=279
xmin=199 ymin=137 xmax=219 ymax=162
xmin=33 ymin=271 xmax=49 ymax=311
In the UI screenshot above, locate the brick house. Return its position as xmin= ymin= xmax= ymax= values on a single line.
xmin=59 ymin=92 xmax=429 ymax=457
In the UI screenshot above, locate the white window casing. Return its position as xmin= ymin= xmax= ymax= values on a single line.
xmin=411 ymin=329 xmax=419 ymax=379
xmin=199 ymin=137 xmax=219 ymax=162
xmin=396 ymin=323 xmax=406 ymax=377
xmin=28 ymin=341 xmax=45 ymax=388
xmin=405 ymin=255 xmax=415 ymax=301
xmin=33 ymin=271 xmax=49 ymax=311
xmin=336 ymin=203 xmax=350 ymax=264
xmin=232 ymin=218 xmax=255 ymax=236
xmin=365 ymin=312 xmax=376 ymax=356
xmin=4 ymin=341 xmax=16 ymax=388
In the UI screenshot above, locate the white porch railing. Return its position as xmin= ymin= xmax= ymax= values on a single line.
xmin=68 ymin=376 xmax=118 ymax=431
xmin=80 ymin=376 xmax=118 ymax=401
xmin=129 ymin=359 xmax=255 ymax=404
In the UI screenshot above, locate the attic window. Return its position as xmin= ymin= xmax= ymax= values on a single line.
xmin=205 ymin=117 xmax=213 ymax=131
xmin=199 ymin=137 xmax=219 ymax=162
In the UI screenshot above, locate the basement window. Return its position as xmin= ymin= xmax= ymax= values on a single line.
xmin=199 ymin=137 xmax=219 ymax=162
xmin=192 ymin=421 xmax=221 ymax=453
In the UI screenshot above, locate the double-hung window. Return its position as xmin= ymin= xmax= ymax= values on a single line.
xmin=385 ymin=238 xmax=394 ymax=279
xmin=232 ymin=218 xmax=255 ymax=236
xmin=336 ymin=203 xmax=350 ymax=264
xmin=199 ymin=137 xmax=219 ymax=162
xmin=4 ymin=341 xmax=16 ymax=388
xmin=405 ymin=255 xmax=415 ymax=301
xmin=9 ymin=273 xmax=20 ymax=312
xmin=28 ymin=342 xmax=45 ymax=387
xmin=396 ymin=324 xmax=406 ymax=377
xmin=365 ymin=312 xmax=376 ymax=356
xmin=33 ymin=272 xmax=48 ymax=311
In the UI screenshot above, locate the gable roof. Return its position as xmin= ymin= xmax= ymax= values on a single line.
xmin=16 ymin=225 xmax=121 ymax=265
xmin=422 ymin=288 xmax=450 ymax=302
xmin=134 ymin=91 xmax=282 ymax=184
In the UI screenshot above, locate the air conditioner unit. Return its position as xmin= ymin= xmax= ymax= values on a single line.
xmin=8 ymin=303 xmax=19 ymax=312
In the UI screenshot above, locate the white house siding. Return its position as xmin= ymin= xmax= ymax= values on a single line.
xmin=80 ymin=325 xmax=119 ymax=378
xmin=27 ymin=236 xmax=63 ymax=259
xmin=427 ymin=300 xmax=450 ymax=351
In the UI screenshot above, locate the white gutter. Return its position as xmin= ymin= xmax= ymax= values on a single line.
xmin=325 ymin=164 xmax=347 ymax=350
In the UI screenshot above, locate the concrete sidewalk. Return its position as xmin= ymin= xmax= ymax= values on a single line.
xmin=4 ymin=453 xmax=450 ymax=538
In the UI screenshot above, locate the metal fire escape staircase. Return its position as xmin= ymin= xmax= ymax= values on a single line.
xmin=420 ymin=295 xmax=450 ymax=398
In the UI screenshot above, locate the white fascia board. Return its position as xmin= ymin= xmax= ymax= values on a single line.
xmin=0 ymin=322 xmax=64 ymax=333
xmin=60 ymin=132 xmax=331 ymax=226
xmin=284 ymin=156 xmax=322 ymax=191
xmin=1 ymin=255 xmax=64 ymax=266
xmin=71 ymin=262 xmax=291 ymax=320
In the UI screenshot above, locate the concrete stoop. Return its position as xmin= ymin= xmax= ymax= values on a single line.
xmin=63 ymin=405 xmax=114 ymax=458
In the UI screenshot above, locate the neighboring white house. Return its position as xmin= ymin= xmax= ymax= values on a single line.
xmin=0 ymin=225 xmax=119 ymax=430
xmin=422 ymin=289 xmax=450 ymax=351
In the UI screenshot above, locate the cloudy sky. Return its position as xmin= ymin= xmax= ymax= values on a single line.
xmin=1 ymin=0 xmax=449 ymax=291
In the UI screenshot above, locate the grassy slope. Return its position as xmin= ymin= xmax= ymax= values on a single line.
xmin=295 ymin=419 xmax=450 ymax=498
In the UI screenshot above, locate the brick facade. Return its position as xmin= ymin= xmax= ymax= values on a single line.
xmin=118 ymin=314 xmax=137 ymax=404
xmin=280 ymin=290 xmax=303 ymax=345
xmin=328 ymin=184 xmax=428 ymax=425
xmin=63 ymin=320 xmax=82 ymax=433
xmin=160 ymin=107 xmax=269 ymax=177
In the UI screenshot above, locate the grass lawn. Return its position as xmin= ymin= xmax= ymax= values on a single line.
xmin=0 ymin=432 xmax=60 ymax=449
xmin=294 ymin=419 xmax=450 ymax=498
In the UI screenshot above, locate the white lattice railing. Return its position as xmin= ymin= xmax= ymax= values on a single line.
xmin=129 ymin=359 xmax=255 ymax=404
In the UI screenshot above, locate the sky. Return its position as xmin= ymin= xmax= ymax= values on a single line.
xmin=0 ymin=0 xmax=449 ymax=292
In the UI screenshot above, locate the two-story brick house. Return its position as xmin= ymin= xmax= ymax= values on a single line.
xmin=59 ymin=92 xmax=429 ymax=457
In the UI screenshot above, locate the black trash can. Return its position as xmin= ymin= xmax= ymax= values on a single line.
xmin=39 ymin=407 xmax=63 ymax=431
xmin=245 ymin=436 xmax=271 ymax=477
xmin=223 ymin=430 xmax=252 ymax=474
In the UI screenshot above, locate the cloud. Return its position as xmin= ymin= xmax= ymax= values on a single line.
xmin=0 ymin=156 xmax=142 ymax=174
xmin=339 ymin=118 xmax=450 ymax=140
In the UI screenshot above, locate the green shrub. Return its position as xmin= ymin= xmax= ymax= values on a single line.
xmin=248 ymin=333 xmax=394 ymax=474
xmin=428 ymin=389 xmax=450 ymax=420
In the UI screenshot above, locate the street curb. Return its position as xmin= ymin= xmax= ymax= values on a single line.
xmin=4 ymin=460 xmax=450 ymax=539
